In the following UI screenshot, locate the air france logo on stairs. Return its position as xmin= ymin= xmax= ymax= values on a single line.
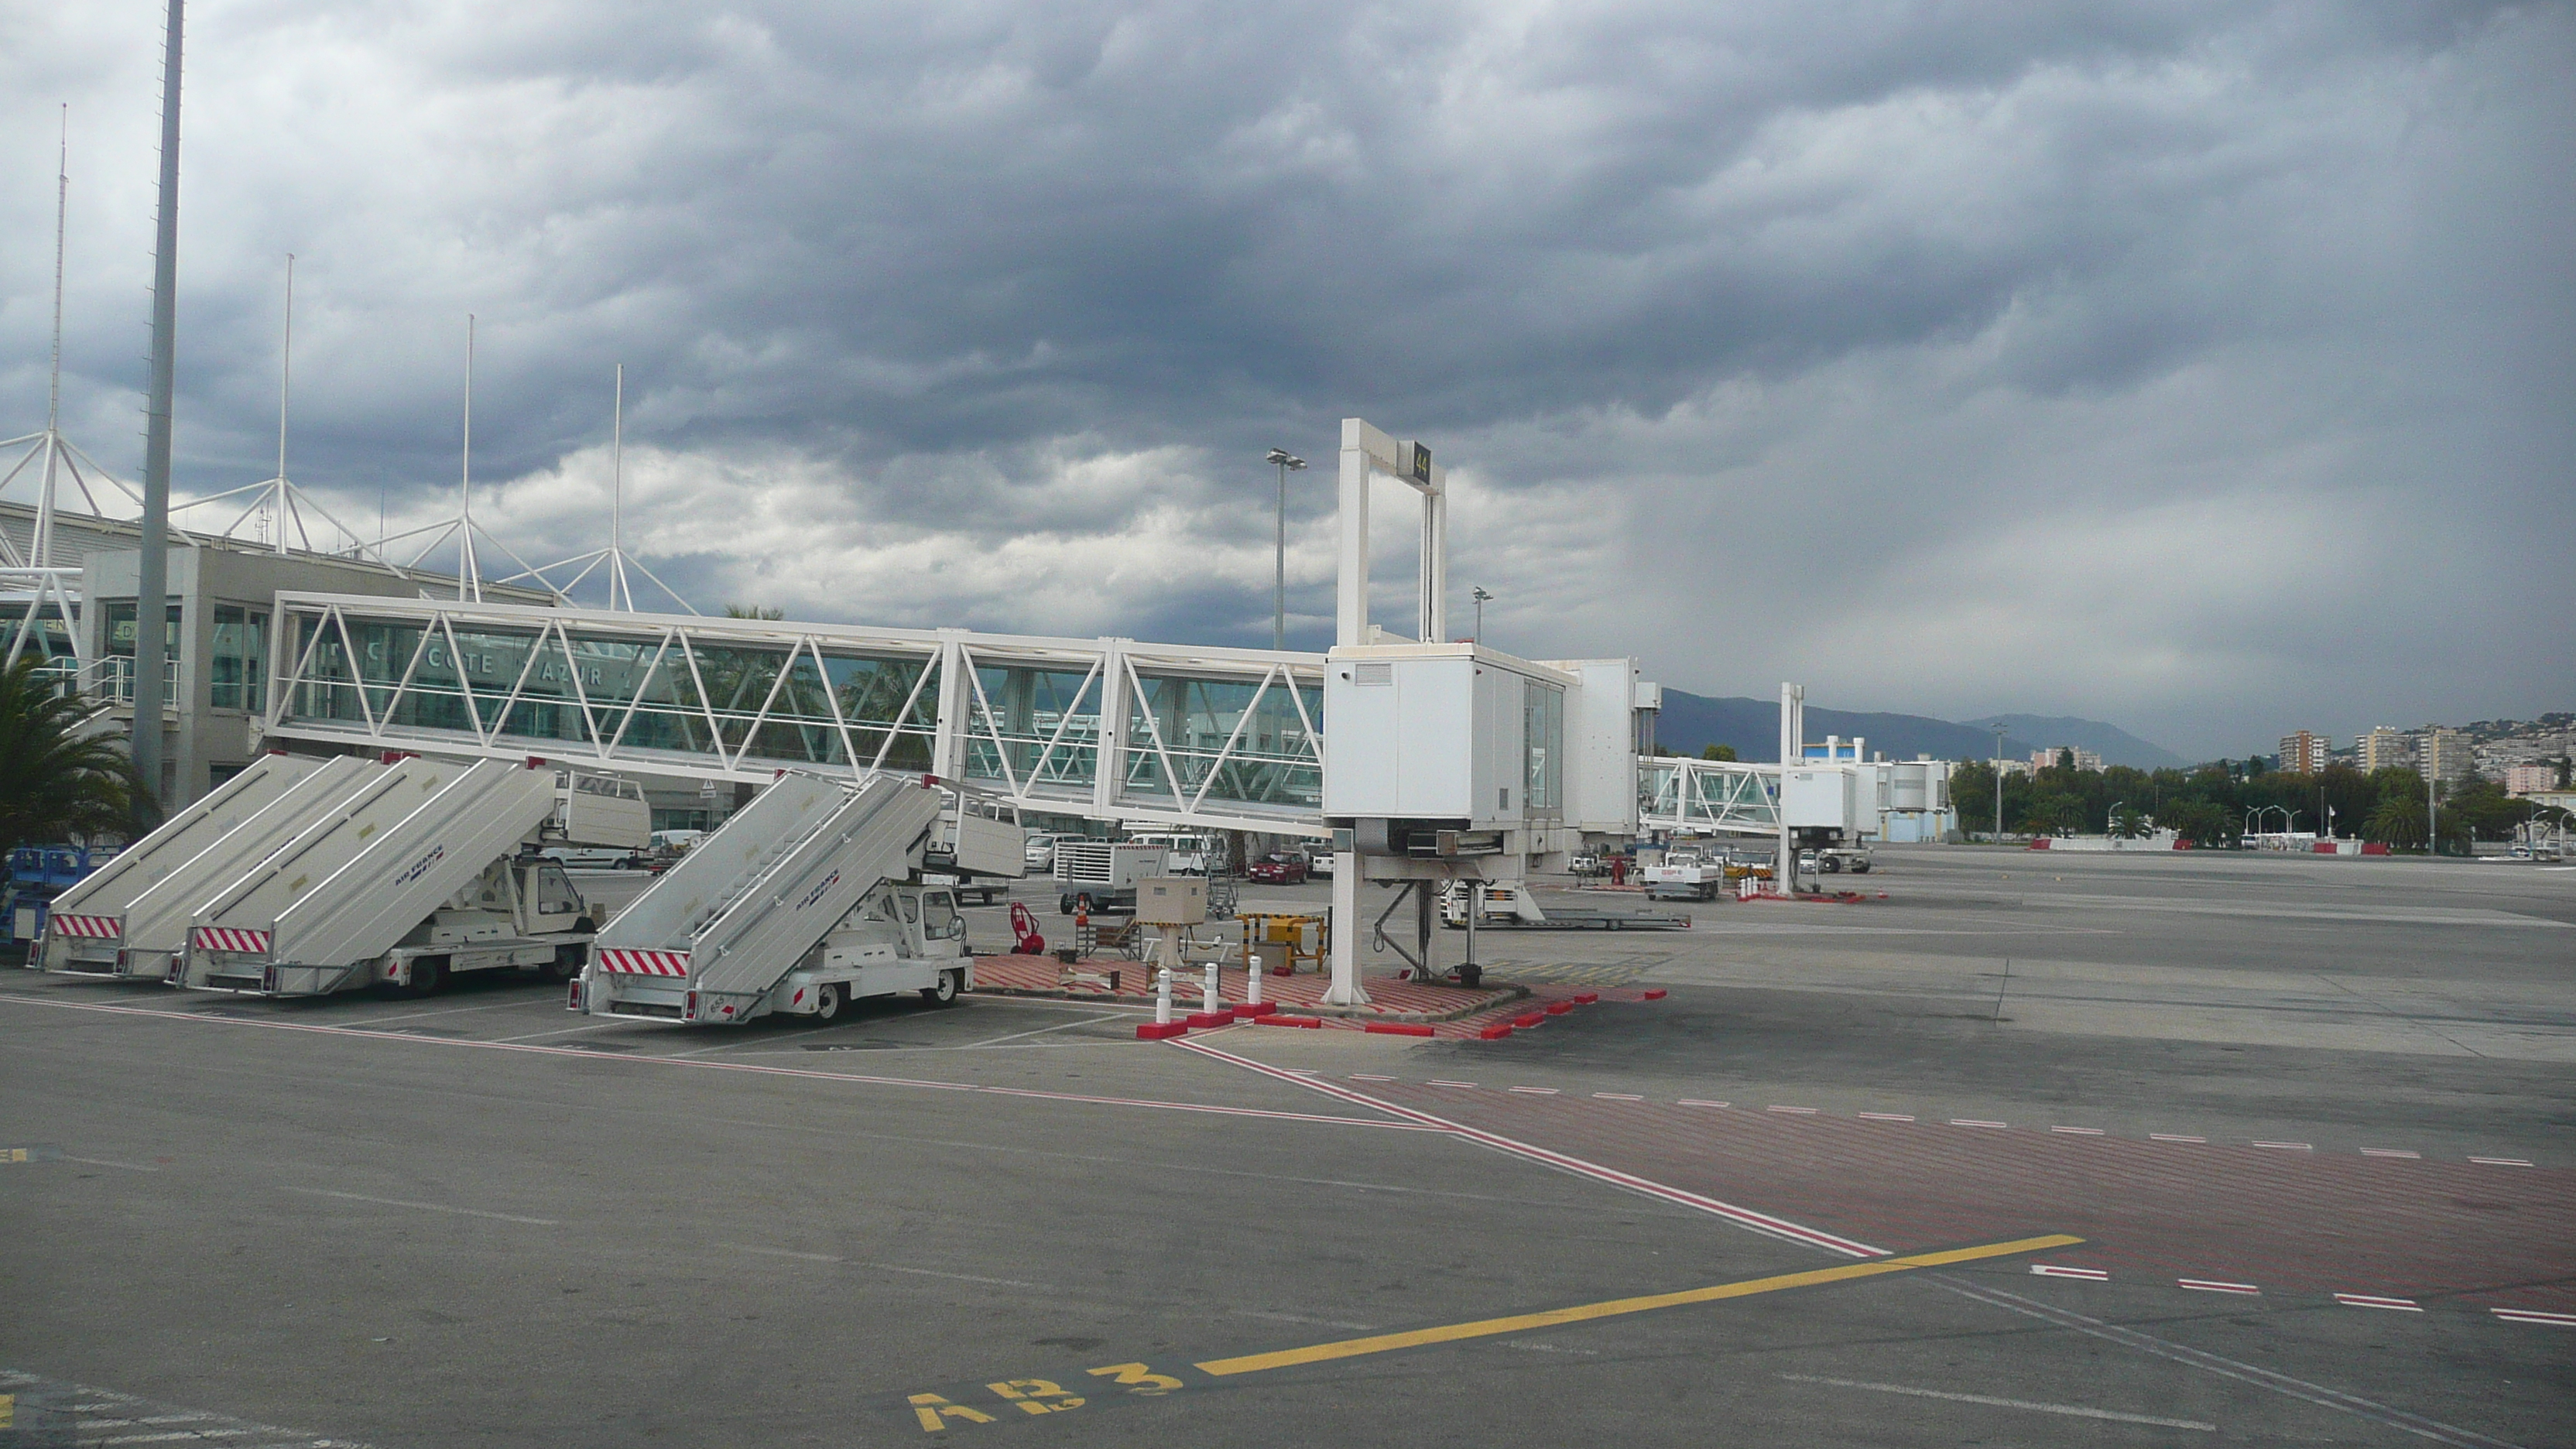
xmin=396 ymin=844 xmax=447 ymax=887
xmin=796 ymin=871 xmax=841 ymax=911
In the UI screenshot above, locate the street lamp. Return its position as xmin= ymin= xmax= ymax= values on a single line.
xmin=1265 ymin=449 xmax=1306 ymax=651
xmin=2105 ymin=800 xmax=2126 ymax=838
xmin=1989 ymin=723 xmax=2007 ymax=844
xmin=1471 ymin=586 xmax=1494 ymax=644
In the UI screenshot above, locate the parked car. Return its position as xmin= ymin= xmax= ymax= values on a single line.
xmin=1023 ymin=834 xmax=1060 ymax=872
xmin=1303 ymin=848 xmax=1334 ymax=879
xmin=1245 ymin=852 xmax=1309 ymax=885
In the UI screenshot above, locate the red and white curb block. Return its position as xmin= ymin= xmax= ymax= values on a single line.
xmin=2491 ymin=1308 xmax=2576 ymax=1327
xmin=2334 ymin=1293 xmax=2421 ymax=1312
xmin=2178 ymin=1279 xmax=2264 ymax=1296
xmin=598 ymin=948 xmax=690 ymax=976
xmin=2030 ymin=1264 xmax=2109 ymax=1281
xmin=46 ymin=913 xmax=118 ymax=939
xmin=187 ymin=927 xmax=271 ymax=954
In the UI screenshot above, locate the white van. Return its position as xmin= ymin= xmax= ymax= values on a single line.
xmin=1125 ymin=831 xmax=1214 ymax=875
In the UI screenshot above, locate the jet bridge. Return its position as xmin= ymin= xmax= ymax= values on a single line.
xmin=581 ymin=772 xmax=945 ymax=1025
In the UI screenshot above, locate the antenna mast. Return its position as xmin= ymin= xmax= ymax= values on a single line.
xmin=459 ymin=313 xmax=479 ymax=600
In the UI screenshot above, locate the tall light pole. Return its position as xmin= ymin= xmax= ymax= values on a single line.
xmin=1989 ymin=722 xmax=2006 ymax=844
xmin=132 ymin=0 xmax=187 ymax=823
xmin=1471 ymin=586 xmax=1493 ymax=644
xmin=1265 ymin=449 xmax=1304 ymax=650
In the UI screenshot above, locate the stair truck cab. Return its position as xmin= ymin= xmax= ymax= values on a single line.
xmin=174 ymin=757 xmax=649 ymax=997
xmin=921 ymin=789 xmax=1026 ymax=906
xmin=574 ymin=771 xmax=970 ymax=1026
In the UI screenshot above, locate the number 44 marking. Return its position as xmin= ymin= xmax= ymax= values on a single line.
xmin=908 ymin=1364 xmax=1184 ymax=1431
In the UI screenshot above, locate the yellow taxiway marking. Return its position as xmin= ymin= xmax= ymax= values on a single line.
xmin=1194 ymin=1234 xmax=2085 ymax=1378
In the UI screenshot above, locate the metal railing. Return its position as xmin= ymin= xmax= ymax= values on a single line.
xmin=31 ymin=655 xmax=179 ymax=708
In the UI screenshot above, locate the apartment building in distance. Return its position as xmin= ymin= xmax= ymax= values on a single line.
xmin=2360 ymin=726 xmax=2414 ymax=772
xmin=2278 ymin=730 xmax=2328 ymax=774
xmin=2029 ymin=746 xmax=2105 ymax=773
xmin=2504 ymin=762 xmax=2561 ymax=796
xmin=2421 ymin=726 xmax=2475 ymax=785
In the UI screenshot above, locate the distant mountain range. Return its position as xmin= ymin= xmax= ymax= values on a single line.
xmin=1650 ymin=692 xmax=2187 ymax=769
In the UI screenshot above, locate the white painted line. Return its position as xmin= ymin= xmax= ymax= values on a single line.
xmin=2253 ymin=1141 xmax=2314 ymax=1151
xmin=718 ymin=1242 xmax=838 ymax=1262
xmin=2177 ymin=1279 xmax=2262 ymax=1295
xmin=1775 ymin=1375 xmax=2214 ymax=1431
xmin=2334 ymin=1293 xmax=2420 ymax=1312
xmin=2469 ymin=1156 xmax=2535 ymax=1167
xmin=1592 ymin=1092 xmax=1644 ymax=1101
xmin=2049 ymin=1125 xmax=2104 ymax=1136
xmin=2030 ymin=1265 xmax=2109 ymax=1280
xmin=486 ymin=1019 xmax=634 ymax=1044
xmin=1766 ymin=1105 xmax=1818 ymax=1115
xmin=1425 ymin=1081 xmax=1478 ymax=1088
xmin=1507 ymin=1086 xmax=1558 ymax=1095
xmin=2491 ymin=1307 xmax=2576 ymax=1327
xmin=1951 ymin=1118 xmax=2008 ymax=1129
xmin=2360 ymin=1148 xmax=2420 ymax=1159
xmin=1677 ymin=1099 xmax=1730 ymax=1108
xmin=1348 ymin=1074 xmax=1395 ymax=1082
xmin=2151 ymin=1133 xmax=2207 ymax=1143
xmin=91 ymin=1433 xmax=255 ymax=1445
xmin=62 ymin=1156 xmax=160 ymax=1172
xmin=279 ymin=1186 xmax=557 ymax=1225
xmin=1175 ymin=1038 xmax=1890 ymax=1259
xmin=1858 ymin=1112 xmax=1914 ymax=1122
xmin=718 ymin=1242 xmax=1046 ymax=1289
xmin=961 ymin=1012 xmax=1129 ymax=1048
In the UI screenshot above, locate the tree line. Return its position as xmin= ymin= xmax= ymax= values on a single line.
xmin=1947 ymin=752 xmax=2562 ymax=852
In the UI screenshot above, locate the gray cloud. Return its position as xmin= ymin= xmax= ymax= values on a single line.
xmin=2 ymin=0 xmax=2567 ymax=758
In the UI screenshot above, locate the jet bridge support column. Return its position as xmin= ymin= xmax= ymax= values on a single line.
xmin=1324 ymin=846 xmax=1365 ymax=1005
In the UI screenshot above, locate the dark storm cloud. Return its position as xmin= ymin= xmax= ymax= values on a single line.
xmin=1 ymin=1 xmax=2567 ymax=757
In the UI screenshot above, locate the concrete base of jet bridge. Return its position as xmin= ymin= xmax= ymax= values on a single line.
xmin=967 ymin=956 xmax=1670 ymax=1040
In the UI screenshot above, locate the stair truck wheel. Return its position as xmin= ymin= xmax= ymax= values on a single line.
xmin=540 ymin=920 xmax=594 ymax=982
xmin=410 ymin=957 xmax=447 ymax=995
xmin=923 ymin=968 xmax=962 ymax=1005
xmin=1821 ymin=855 xmax=1843 ymax=874
xmin=811 ymin=982 xmax=842 ymax=1021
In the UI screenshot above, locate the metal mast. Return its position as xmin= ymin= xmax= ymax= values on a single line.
xmin=269 ymin=253 xmax=292 ymax=551
xmin=34 ymin=105 xmax=68 ymax=566
xmin=458 ymin=314 xmax=479 ymax=601
xmin=610 ymin=362 xmax=628 ymax=610
xmin=132 ymin=0 xmax=185 ymax=818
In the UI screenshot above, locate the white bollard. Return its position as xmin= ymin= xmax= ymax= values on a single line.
xmin=1155 ymin=967 xmax=1174 ymax=1025
xmin=1245 ymin=948 xmax=1263 ymax=1006
xmin=1202 ymin=961 xmax=1221 ymax=1015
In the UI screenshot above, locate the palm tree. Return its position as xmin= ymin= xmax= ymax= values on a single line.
xmin=0 ymin=656 xmax=147 ymax=858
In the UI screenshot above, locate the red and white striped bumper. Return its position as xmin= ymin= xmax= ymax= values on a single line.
xmin=598 ymin=947 xmax=690 ymax=977
xmin=190 ymin=926 xmax=274 ymax=955
xmin=47 ymin=913 xmax=120 ymax=940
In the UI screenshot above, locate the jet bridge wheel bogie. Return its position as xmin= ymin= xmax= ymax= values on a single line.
xmin=923 ymin=968 xmax=962 ymax=1005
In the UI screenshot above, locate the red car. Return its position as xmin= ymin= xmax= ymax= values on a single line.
xmin=1245 ymin=852 xmax=1310 ymax=884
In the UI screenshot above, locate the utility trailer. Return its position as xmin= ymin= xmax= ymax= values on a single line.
xmin=1052 ymin=841 xmax=1168 ymax=916
xmin=1438 ymin=881 xmax=1690 ymax=931
xmin=33 ymin=753 xmax=328 ymax=977
xmin=574 ymin=772 xmax=968 ymax=1026
xmin=1639 ymin=845 xmax=1728 ymax=901
xmin=176 ymin=757 xmax=649 ymax=997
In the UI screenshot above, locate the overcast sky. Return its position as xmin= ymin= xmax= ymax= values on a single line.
xmin=3 ymin=2 xmax=2567 ymax=759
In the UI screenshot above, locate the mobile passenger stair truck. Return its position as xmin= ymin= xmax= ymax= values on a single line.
xmin=37 ymin=752 xmax=358 ymax=980
xmin=1639 ymin=844 xmax=1728 ymax=902
xmin=572 ymin=772 xmax=978 ymax=1027
xmin=1437 ymin=880 xmax=1690 ymax=931
xmin=171 ymin=757 xmax=649 ymax=997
